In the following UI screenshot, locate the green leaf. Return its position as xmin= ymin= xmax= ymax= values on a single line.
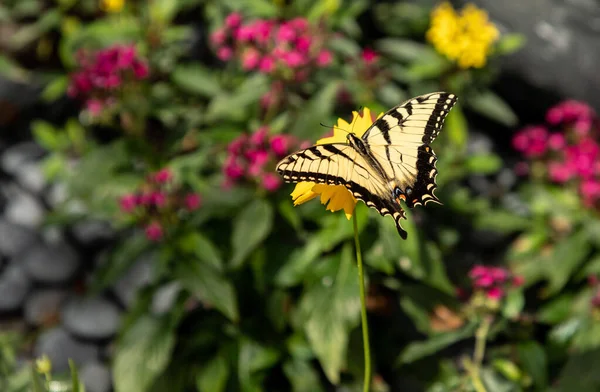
xmin=396 ymin=322 xmax=477 ymax=364
xmin=113 ymin=316 xmax=176 ymax=392
xmin=175 ymin=259 xmax=238 ymax=321
xmin=474 ymin=210 xmax=531 ymax=233
xmin=231 ymin=198 xmax=273 ymax=268
xmin=376 ymin=38 xmax=437 ymax=63
xmin=0 ymin=54 xmax=30 ymax=82
xmin=238 ymin=338 xmax=280 ymax=392
xmin=297 ymin=244 xmax=360 ymax=384
xmin=465 ymin=153 xmax=503 ymax=174
xmin=288 ymin=80 xmax=341 ymax=140
xmin=91 ymin=236 xmax=150 ymax=292
xmin=502 ymin=290 xmax=525 ymax=319
xmin=545 ymin=230 xmax=591 ymax=295
xmin=31 ymin=121 xmax=59 ymax=151
xmin=550 ymin=348 xmax=600 ymax=392
xmin=444 ymin=104 xmax=468 ymax=149
xmin=495 ymin=33 xmax=526 ymax=56
xmin=171 ymin=64 xmax=221 ymax=97
xmin=283 ymin=359 xmax=325 ymax=392
xmin=177 ymin=232 xmax=223 ymax=271
xmin=206 ymin=74 xmax=270 ymax=122
xmin=30 ymin=366 xmax=44 ymax=392
xmin=537 ymin=294 xmax=576 ymax=324
xmin=517 ymin=341 xmax=547 ymax=389
xmin=10 ymin=9 xmax=61 ymax=49
xmin=69 ymin=359 xmax=82 ymax=392
xmin=41 ymin=75 xmax=68 ymax=102
xmin=196 ymin=352 xmax=229 ymax=392
xmin=467 ymin=90 xmax=518 ymax=127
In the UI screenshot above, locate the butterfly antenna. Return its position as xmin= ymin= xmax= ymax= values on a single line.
xmin=320 ymin=122 xmax=350 ymax=136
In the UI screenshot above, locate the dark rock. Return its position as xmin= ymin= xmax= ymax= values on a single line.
xmin=459 ymin=0 xmax=600 ymax=113
xmin=112 ymin=253 xmax=154 ymax=308
xmin=22 ymin=241 xmax=79 ymax=284
xmin=24 ymin=289 xmax=68 ymax=326
xmin=62 ymin=296 xmax=121 ymax=340
xmin=0 ymin=141 xmax=45 ymax=175
xmin=0 ymin=263 xmax=31 ymax=311
xmin=467 ymin=132 xmax=494 ymax=155
xmin=3 ymin=185 xmax=45 ymax=228
xmin=0 ymin=219 xmax=39 ymax=258
xmin=72 ymin=220 xmax=115 ymax=246
xmin=14 ymin=161 xmax=46 ymax=194
xmin=80 ymin=361 xmax=112 ymax=392
xmin=34 ymin=327 xmax=100 ymax=373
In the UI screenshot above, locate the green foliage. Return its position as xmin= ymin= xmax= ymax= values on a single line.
xmin=8 ymin=0 xmax=600 ymax=391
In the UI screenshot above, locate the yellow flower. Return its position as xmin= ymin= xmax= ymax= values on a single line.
xmin=100 ymin=0 xmax=125 ymax=13
xmin=35 ymin=354 xmax=52 ymax=375
xmin=290 ymin=107 xmax=383 ymax=219
xmin=426 ymin=2 xmax=499 ymax=69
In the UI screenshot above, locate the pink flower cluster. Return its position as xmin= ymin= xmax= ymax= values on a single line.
xmin=512 ymin=100 xmax=600 ymax=207
xmin=68 ymin=44 xmax=149 ymax=115
xmin=223 ymin=127 xmax=306 ymax=192
xmin=119 ymin=168 xmax=201 ymax=242
xmin=588 ymin=275 xmax=600 ymax=308
xmin=210 ymin=13 xmax=333 ymax=78
xmin=468 ymin=265 xmax=524 ymax=300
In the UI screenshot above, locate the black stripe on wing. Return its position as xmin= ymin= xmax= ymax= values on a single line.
xmin=404 ymin=144 xmax=440 ymax=208
xmin=276 ymin=144 xmax=409 ymax=239
xmin=365 ymin=92 xmax=458 ymax=145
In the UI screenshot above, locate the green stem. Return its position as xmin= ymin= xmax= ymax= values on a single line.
xmin=471 ymin=315 xmax=493 ymax=392
xmin=353 ymin=213 xmax=371 ymax=392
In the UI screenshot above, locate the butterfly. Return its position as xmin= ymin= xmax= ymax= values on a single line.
xmin=276 ymin=92 xmax=457 ymax=239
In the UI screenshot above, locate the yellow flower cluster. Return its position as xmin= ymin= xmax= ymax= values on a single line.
xmin=426 ymin=2 xmax=499 ymax=69
xmin=100 ymin=0 xmax=125 ymax=13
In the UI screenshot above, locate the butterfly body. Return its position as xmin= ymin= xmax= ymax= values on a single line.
xmin=276 ymin=92 xmax=458 ymax=239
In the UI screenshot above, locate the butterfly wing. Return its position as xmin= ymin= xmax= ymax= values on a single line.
xmin=362 ymin=92 xmax=457 ymax=208
xmin=276 ymin=143 xmax=409 ymax=239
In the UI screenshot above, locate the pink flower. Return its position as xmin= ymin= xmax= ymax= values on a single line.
xmin=592 ymin=291 xmax=600 ymax=308
xmin=253 ymin=20 xmax=273 ymax=44
xmin=474 ymin=275 xmax=494 ymax=288
xmin=362 ymin=48 xmax=379 ymax=64
xmin=276 ymin=23 xmax=296 ymax=42
xmin=512 ymin=132 xmax=529 ymax=152
xmin=289 ymin=17 xmax=308 ymax=31
xmin=270 ymin=135 xmax=288 ymax=156
xmin=580 ymin=179 xmax=600 ymax=201
xmin=154 ymin=168 xmax=172 ymax=184
xmin=548 ymin=162 xmax=573 ymax=183
xmin=235 ymin=25 xmax=255 ymax=42
xmin=86 ymin=99 xmax=104 ymax=116
xmin=588 ymin=275 xmax=599 ymax=286
xmin=284 ymin=51 xmax=304 ymax=68
xmin=468 ymin=265 xmax=488 ymax=279
xmin=227 ymin=135 xmax=247 ymax=155
xmin=119 ymin=193 xmax=138 ymax=213
xmin=250 ymin=127 xmax=269 ymax=146
xmin=184 ymin=193 xmax=202 ymax=210
xmin=132 ymin=60 xmax=149 ymax=79
xmin=489 ymin=267 xmax=508 ymax=282
xmin=242 ymin=48 xmax=261 ymax=70
xmin=139 ymin=192 xmax=153 ymax=206
xmin=546 ymin=106 xmax=563 ymax=125
xmin=316 ymin=50 xmax=333 ymax=67
xmin=150 ymin=191 xmax=167 ymax=207
xmin=210 ymin=28 xmax=227 ymax=46
xmin=486 ymin=287 xmax=504 ymax=300
xmin=548 ymin=133 xmax=565 ymax=150
xmin=258 ymin=56 xmax=275 ymax=73
xmin=217 ymin=46 xmax=233 ymax=61
xmin=574 ymin=118 xmax=592 ymax=135
xmin=145 ymin=221 xmax=163 ymax=242
xmin=225 ymin=12 xmax=242 ymax=29
xmin=224 ymin=158 xmax=245 ymax=180
xmin=247 ymin=149 xmax=269 ymax=166
xmin=296 ymin=36 xmax=312 ymax=53
xmin=261 ymin=173 xmax=281 ymax=192
xmin=116 ymin=45 xmax=136 ymax=69
xmin=512 ymin=275 xmax=525 ymax=287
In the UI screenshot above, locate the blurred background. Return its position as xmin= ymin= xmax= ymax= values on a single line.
xmin=1 ymin=0 xmax=600 ymax=391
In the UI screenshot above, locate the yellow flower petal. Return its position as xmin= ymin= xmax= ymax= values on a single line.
xmin=426 ymin=2 xmax=498 ymax=69
xmin=289 ymin=108 xmax=382 ymax=218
